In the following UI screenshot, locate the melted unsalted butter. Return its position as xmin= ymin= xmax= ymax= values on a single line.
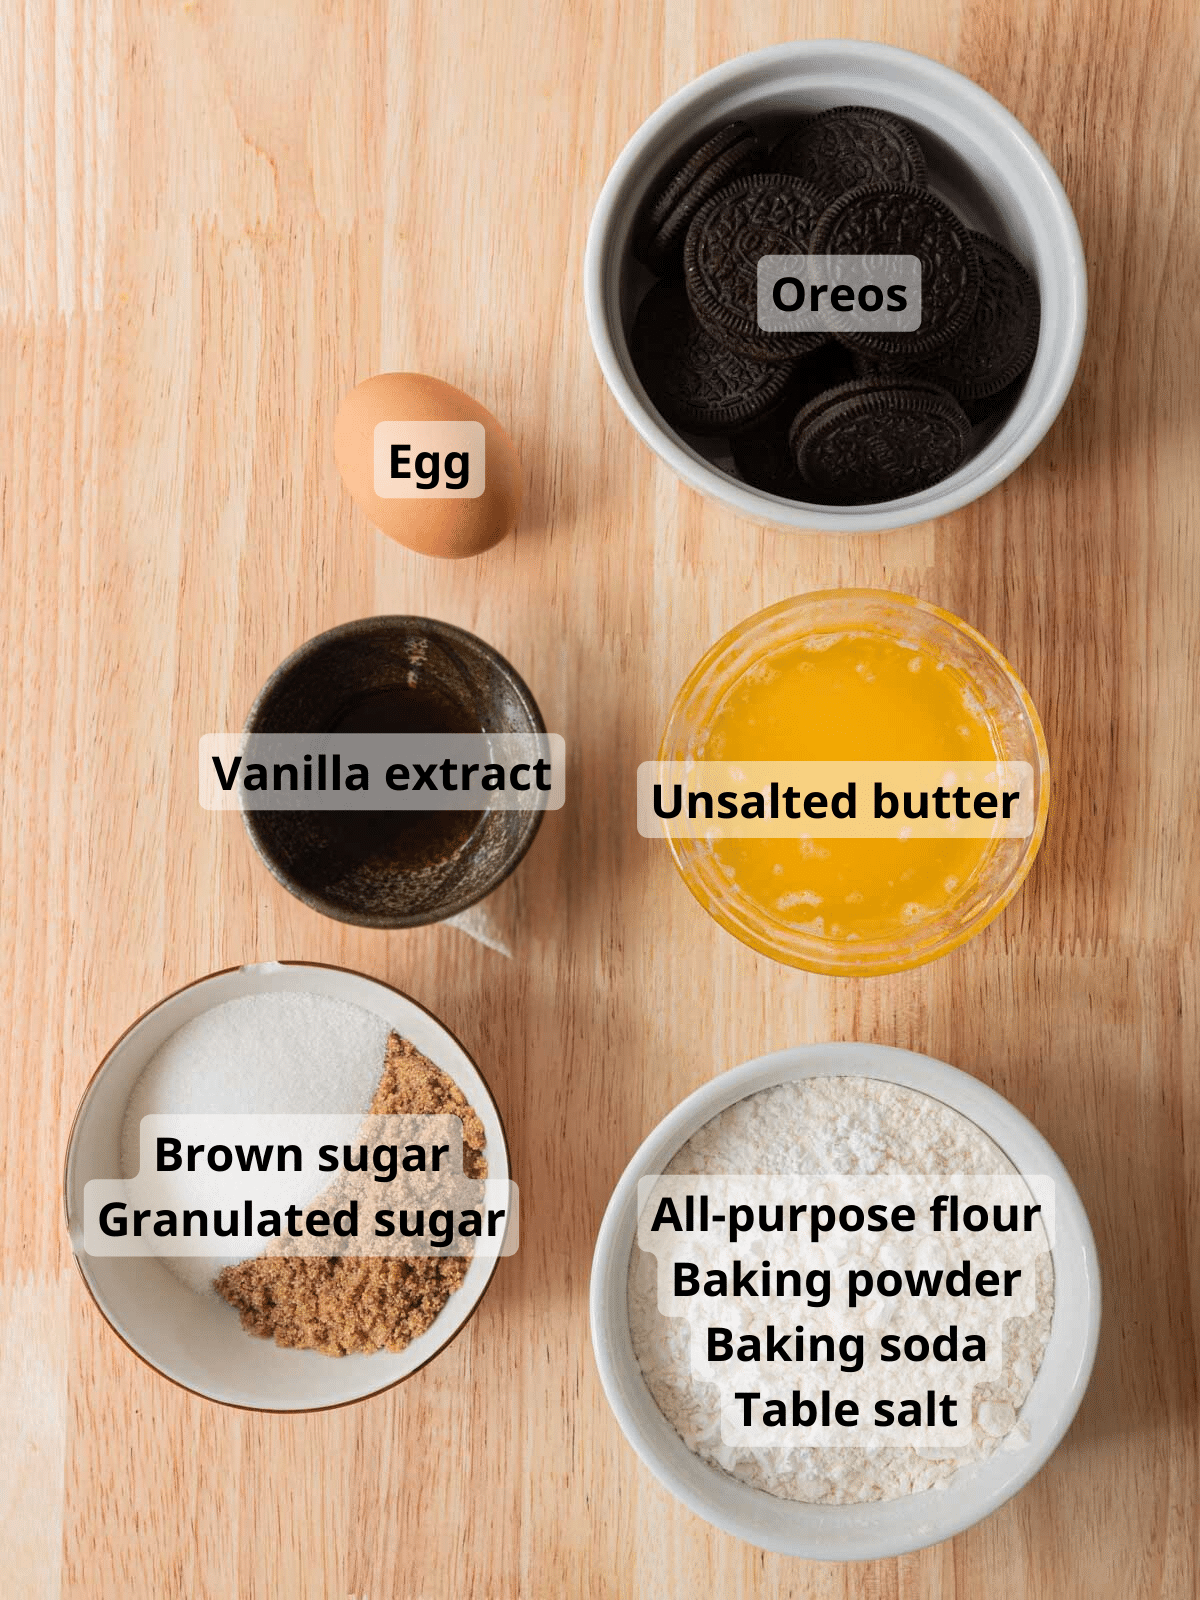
xmin=698 ymin=629 xmax=998 ymax=943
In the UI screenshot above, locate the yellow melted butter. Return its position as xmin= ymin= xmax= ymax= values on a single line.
xmin=698 ymin=630 xmax=999 ymax=943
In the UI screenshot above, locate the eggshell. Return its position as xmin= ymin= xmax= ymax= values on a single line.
xmin=333 ymin=373 xmax=522 ymax=558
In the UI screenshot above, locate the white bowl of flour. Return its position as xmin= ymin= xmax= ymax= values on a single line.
xmin=590 ymin=1043 xmax=1099 ymax=1558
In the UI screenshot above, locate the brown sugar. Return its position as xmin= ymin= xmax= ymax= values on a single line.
xmin=215 ymin=1033 xmax=489 ymax=1357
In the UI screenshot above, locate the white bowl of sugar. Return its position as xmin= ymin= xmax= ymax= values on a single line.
xmin=63 ymin=961 xmax=509 ymax=1411
xmin=590 ymin=1042 xmax=1099 ymax=1558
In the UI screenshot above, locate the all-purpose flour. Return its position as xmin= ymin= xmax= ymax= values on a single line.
xmin=627 ymin=1076 xmax=1054 ymax=1504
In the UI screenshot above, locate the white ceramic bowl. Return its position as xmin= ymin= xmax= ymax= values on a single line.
xmin=64 ymin=961 xmax=509 ymax=1412
xmin=584 ymin=41 xmax=1087 ymax=532
xmin=590 ymin=1043 xmax=1100 ymax=1558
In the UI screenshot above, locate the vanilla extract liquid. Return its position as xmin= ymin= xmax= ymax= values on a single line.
xmin=312 ymin=683 xmax=484 ymax=877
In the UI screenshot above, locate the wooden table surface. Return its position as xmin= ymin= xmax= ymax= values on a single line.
xmin=2 ymin=2 xmax=1197 ymax=1596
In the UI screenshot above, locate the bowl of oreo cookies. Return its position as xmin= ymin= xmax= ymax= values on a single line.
xmin=585 ymin=40 xmax=1086 ymax=532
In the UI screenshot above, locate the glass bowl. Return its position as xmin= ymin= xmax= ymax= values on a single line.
xmin=658 ymin=589 xmax=1049 ymax=975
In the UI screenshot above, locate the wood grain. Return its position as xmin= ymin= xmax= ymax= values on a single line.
xmin=2 ymin=1 xmax=1198 ymax=1595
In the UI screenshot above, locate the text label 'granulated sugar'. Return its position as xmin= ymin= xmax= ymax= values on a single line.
xmin=85 ymin=1114 xmax=520 ymax=1258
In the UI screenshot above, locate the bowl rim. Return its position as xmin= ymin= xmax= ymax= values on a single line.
xmin=241 ymin=614 xmax=548 ymax=928
xmin=589 ymin=1042 xmax=1102 ymax=1559
xmin=584 ymin=38 xmax=1088 ymax=533
xmin=62 ymin=959 xmax=510 ymax=1413
xmin=658 ymin=588 xmax=1051 ymax=975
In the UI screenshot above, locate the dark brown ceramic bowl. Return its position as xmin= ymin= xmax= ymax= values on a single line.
xmin=242 ymin=617 xmax=547 ymax=927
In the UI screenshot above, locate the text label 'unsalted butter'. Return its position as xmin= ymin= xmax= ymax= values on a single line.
xmin=373 ymin=420 xmax=485 ymax=498
xmin=637 ymin=761 xmax=1036 ymax=839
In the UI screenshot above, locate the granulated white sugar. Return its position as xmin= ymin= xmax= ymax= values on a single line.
xmin=120 ymin=991 xmax=392 ymax=1297
xmin=627 ymin=1075 xmax=1055 ymax=1504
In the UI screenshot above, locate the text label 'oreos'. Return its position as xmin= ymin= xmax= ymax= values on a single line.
xmin=757 ymin=254 xmax=923 ymax=334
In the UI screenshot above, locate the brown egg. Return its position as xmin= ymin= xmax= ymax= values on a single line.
xmin=333 ymin=373 xmax=522 ymax=558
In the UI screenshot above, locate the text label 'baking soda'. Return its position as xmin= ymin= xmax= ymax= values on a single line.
xmin=200 ymin=732 xmax=565 ymax=811
xmin=636 ymin=1172 xmax=1054 ymax=1448
xmin=757 ymin=255 xmax=923 ymax=334
xmin=372 ymin=420 xmax=485 ymax=497
xmin=637 ymin=761 xmax=1035 ymax=839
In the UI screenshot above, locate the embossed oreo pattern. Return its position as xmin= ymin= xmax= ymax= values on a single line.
xmin=788 ymin=378 xmax=970 ymax=503
xmin=644 ymin=137 xmax=764 ymax=273
xmin=634 ymin=122 xmax=765 ymax=274
xmin=641 ymin=123 xmax=753 ymax=234
xmin=683 ymin=174 xmax=830 ymax=361
xmin=810 ymin=184 xmax=980 ymax=360
xmin=916 ymin=234 xmax=1040 ymax=400
xmin=630 ymin=280 xmax=797 ymax=435
xmin=623 ymin=101 xmax=1038 ymax=502
xmin=771 ymin=106 xmax=927 ymax=198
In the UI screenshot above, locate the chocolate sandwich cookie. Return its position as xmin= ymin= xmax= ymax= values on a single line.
xmin=630 ymin=279 xmax=798 ymax=436
xmin=634 ymin=122 xmax=765 ymax=275
xmin=809 ymin=184 xmax=980 ymax=363
xmin=771 ymin=105 xmax=927 ymax=198
xmin=914 ymin=234 xmax=1040 ymax=401
xmin=788 ymin=377 xmax=971 ymax=504
xmin=847 ymin=347 xmax=1025 ymax=431
xmin=683 ymin=173 xmax=830 ymax=362
xmin=730 ymin=344 xmax=857 ymax=497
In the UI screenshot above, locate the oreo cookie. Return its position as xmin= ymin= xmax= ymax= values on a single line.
xmin=730 ymin=345 xmax=857 ymax=497
xmin=809 ymin=184 xmax=980 ymax=363
xmin=788 ymin=378 xmax=970 ymax=504
xmin=634 ymin=122 xmax=765 ymax=275
xmin=630 ymin=280 xmax=797 ymax=436
xmin=771 ymin=106 xmax=927 ymax=198
xmin=683 ymin=173 xmax=830 ymax=362
xmin=624 ymin=101 xmax=1040 ymax=503
xmin=915 ymin=234 xmax=1040 ymax=401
